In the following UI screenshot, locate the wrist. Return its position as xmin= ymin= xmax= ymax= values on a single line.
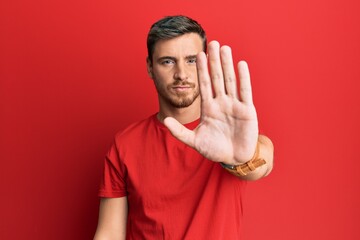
xmin=220 ymin=140 xmax=266 ymax=177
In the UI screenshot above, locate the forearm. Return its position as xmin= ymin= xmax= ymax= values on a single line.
xmin=94 ymin=197 xmax=128 ymax=240
xmin=239 ymin=134 xmax=274 ymax=181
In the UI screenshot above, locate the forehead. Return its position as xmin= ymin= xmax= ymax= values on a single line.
xmin=152 ymin=33 xmax=203 ymax=59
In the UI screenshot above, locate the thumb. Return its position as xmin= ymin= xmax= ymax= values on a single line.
xmin=163 ymin=117 xmax=195 ymax=148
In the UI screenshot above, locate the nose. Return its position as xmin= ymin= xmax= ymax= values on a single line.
xmin=174 ymin=62 xmax=188 ymax=81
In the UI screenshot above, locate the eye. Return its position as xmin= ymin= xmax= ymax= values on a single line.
xmin=187 ymin=58 xmax=197 ymax=64
xmin=161 ymin=59 xmax=175 ymax=65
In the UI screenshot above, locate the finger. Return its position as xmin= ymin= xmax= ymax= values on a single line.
xmin=238 ymin=61 xmax=253 ymax=104
xmin=196 ymin=52 xmax=213 ymax=102
xmin=220 ymin=46 xmax=238 ymax=98
xmin=163 ymin=117 xmax=195 ymax=148
xmin=208 ymin=41 xmax=225 ymax=97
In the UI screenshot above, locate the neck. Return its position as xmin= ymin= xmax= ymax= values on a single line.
xmin=157 ymin=97 xmax=201 ymax=124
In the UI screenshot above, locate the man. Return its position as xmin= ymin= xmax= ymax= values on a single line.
xmin=94 ymin=15 xmax=274 ymax=240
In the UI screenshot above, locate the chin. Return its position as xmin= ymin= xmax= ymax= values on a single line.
xmin=170 ymin=96 xmax=199 ymax=108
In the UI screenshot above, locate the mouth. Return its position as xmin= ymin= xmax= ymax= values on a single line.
xmin=171 ymin=81 xmax=195 ymax=92
xmin=172 ymin=85 xmax=192 ymax=92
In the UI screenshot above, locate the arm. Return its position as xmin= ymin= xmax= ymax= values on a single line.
xmin=93 ymin=197 xmax=128 ymax=240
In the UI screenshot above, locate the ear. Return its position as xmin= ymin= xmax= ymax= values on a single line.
xmin=146 ymin=56 xmax=153 ymax=79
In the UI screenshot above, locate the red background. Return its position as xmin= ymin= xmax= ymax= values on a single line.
xmin=1 ymin=0 xmax=359 ymax=239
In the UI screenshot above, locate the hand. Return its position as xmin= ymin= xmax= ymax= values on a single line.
xmin=164 ymin=41 xmax=259 ymax=165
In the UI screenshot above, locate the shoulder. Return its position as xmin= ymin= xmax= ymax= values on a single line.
xmin=114 ymin=114 xmax=157 ymax=143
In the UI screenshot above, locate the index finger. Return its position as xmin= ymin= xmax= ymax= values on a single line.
xmin=196 ymin=51 xmax=213 ymax=102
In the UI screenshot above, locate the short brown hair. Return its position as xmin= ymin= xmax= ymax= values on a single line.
xmin=147 ymin=15 xmax=207 ymax=63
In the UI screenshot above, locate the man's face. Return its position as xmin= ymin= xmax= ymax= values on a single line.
xmin=148 ymin=33 xmax=203 ymax=108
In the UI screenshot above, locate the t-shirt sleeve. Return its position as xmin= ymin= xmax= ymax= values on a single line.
xmin=98 ymin=141 xmax=127 ymax=198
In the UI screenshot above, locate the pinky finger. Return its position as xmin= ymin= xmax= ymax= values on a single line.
xmin=238 ymin=61 xmax=253 ymax=104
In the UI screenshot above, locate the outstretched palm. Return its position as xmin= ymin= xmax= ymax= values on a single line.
xmin=164 ymin=41 xmax=259 ymax=165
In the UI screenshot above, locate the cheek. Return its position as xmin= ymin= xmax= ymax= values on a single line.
xmin=153 ymin=75 xmax=169 ymax=90
xmin=153 ymin=68 xmax=173 ymax=80
xmin=191 ymin=69 xmax=199 ymax=83
xmin=189 ymin=66 xmax=198 ymax=77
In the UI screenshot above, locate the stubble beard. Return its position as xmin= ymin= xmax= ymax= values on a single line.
xmin=155 ymin=80 xmax=200 ymax=108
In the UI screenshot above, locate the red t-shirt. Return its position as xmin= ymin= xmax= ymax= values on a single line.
xmin=99 ymin=114 xmax=246 ymax=239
